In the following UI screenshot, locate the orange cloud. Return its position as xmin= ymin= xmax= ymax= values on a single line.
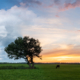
xmin=34 ymin=44 xmax=80 ymax=63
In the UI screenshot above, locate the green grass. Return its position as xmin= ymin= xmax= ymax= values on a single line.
xmin=0 ymin=63 xmax=80 ymax=80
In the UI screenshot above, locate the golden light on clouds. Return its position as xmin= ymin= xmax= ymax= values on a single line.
xmin=34 ymin=55 xmax=80 ymax=63
xmin=34 ymin=44 xmax=80 ymax=63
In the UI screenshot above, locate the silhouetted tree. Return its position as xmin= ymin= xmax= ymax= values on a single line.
xmin=5 ymin=36 xmax=42 ymax=68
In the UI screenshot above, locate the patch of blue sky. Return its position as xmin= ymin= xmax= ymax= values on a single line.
xmin=0 ymin=0 xmax=21 ymax=10
xmin=0 ymin=46 xmax=4 ymax=50
xmin=0 ymin=58 xmax=26 ymax=63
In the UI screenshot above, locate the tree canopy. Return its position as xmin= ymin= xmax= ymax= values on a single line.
xmin=5 ymin=36 xmax=42 ymax=68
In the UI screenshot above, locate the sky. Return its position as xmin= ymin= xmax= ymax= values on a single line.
xmin=0 ymin=0 xmax=80 ymax=63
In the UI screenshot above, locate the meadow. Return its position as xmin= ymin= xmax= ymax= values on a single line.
xmin=0 ymin=63 xmax=80 ymax=80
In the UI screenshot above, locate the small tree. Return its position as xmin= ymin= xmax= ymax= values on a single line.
xmin=5 ymin=36 xmax=42 ymax=68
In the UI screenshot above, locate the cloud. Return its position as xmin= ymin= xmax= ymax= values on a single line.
xmin=0 ymin=26 xmax=7 ymax=37
xmin=20 ymin=0 xmax=42 ymax=7
xmin=34 ymin=44 xmax=80 ymax=63
xmin=22 ymin=0 xmax=42 ymax=5
xmin=0 ymin=5 xmax=80 ymax=62
xmin=2 ymin=0 xmax=79 ymax=12
xmin=43 ymin=0 xmax=80 ymax=11
xmin=0 ymin=4 xmax=78 ymax=48
xmin=55 ymin=15 xmax=59 ymax=17
xmin=4 ymin=0 xmax=80 ymax=12
xmin=44 ymin=0 xmax=61 ymax=8
xmin=44 ymin=44 xmax=80 ymax=57
xmin=0 ymin=6 xmax=37 ymax=47
xmin=54 ymin=0 xmax=60 ymax=5
xmin=0 ymin=5 xmax=63 ymax=47
xmin=0 ymin=5 xmax=67 ymax=50
xmin=60 ymin=0 xmax=80 ymax=11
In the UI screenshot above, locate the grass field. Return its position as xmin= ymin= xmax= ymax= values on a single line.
xmin=0 ymin=63 xmax=80 ymax=80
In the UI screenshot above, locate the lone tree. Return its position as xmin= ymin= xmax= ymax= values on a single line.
xmin=5 ymin=36 xmax=42 ymax=68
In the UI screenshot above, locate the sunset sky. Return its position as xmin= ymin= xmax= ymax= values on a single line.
xmin=0 ymin=0 xmax=80 ymax=63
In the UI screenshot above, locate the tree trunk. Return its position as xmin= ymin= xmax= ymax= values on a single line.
xmin=26 ymin=55 xmax=34 ymax=69
xmin=26 ymin=56 xmax=31 ymax=68
xmin=28 ymin=63 xmax=31 ymax=68
xmin=32 ymin=63 xmax=34 ymax=68
xmin=31 ymin=56 xmax=34 ymax=68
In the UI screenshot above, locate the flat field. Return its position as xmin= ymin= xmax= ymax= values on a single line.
xmin=0 ymin=63 xmax=80 ymax=80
